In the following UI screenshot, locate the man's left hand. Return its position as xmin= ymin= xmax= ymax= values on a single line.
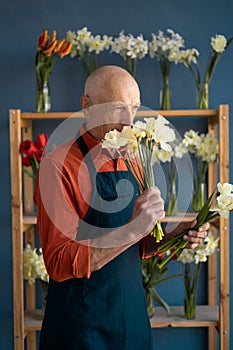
xmin=179 ymin=219 xmax=210 ymax=249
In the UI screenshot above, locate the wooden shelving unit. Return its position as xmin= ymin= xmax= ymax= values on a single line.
xmin=9 ymin=106 xmax=229 ymax=350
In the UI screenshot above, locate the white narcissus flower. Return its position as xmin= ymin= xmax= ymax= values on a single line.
xmin=179 ymin=249 xmax=195 ymax=263
xmin=102 ymin=129 xmax=128 ymax=149
xmin=217 ymin=182 xmax=233 ymax=196
xmin=173 ymin=143 xmax=188 ymax=158
xmin=111 ymin=31 xmax=148 ymax=61
xmin=144 ymin=115 xmax=175 ymax=151
xmin=178 ymin=230 xmax=219 ymax=265
xmin=77 ymin=27 xmax=92 ymax=43
xmin=158 ymin=149 xmax=172 ymax=163
xmin=211 ymin=34 xmax=227 ymax=53
xmin=88 ymin=35 xmax=105 ymax=54
xmin=120 ymin=125 xmax=137 ymax=142
xmin=209 ymin=183 xmax=233 ymax=218
xmin=195 ymin=253 xmax=207 ymax=263
xmin=102 ymin=35 xmax=113 ymax=50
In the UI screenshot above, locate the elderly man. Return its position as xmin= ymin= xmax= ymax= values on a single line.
xmin=34 ymin=65 xmax=209 ymax=350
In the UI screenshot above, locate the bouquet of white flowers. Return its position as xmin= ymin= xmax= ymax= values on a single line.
xmin=157 ymin=182 xmax=233 ymax=268
xmin=102 ymin=114 xmax=176 ymax=242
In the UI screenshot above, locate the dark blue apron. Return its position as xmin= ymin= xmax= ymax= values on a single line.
xmin=39 ymin=133 xmax=154 ymax=350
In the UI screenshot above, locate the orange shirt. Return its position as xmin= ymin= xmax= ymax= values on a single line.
xmin=34 ymin=125 xmax=154 ymax=282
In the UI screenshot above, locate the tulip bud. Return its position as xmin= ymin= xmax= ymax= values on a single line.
xmin=22 ymin=156 xmax=31 ymax=167
xmin=54 ymin=39 xmax=66 ymax=53
xmin=44 ymin=40 xmax=57 ymax=57
xmin=19 ymin=140 xmax=38 ymax=157
xmin=51 ymin=30 xmax=57 ymax=43
xmin=35 ymin=134 xmax=48 ymax=149
xmin=38 ymin=30 xmax=49 ymax=51
xmin=59 ymin=41 xmax=72 ymax=58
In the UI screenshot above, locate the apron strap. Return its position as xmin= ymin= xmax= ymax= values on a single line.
xmin=75 ymin=131 xmax=98 ymax=196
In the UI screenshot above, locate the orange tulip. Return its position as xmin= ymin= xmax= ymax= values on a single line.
xmin=59 ymin=41 xmax=72 ymax=58
xmin=51 ymin=30 xmax=57 ymax=42
xmin=54 ymin=39 xmax=66 ymax=53
xmin=44 ymin=40 xmax=57 ymax=57
xmin=37 ymin=30 xmax=48 ymax=50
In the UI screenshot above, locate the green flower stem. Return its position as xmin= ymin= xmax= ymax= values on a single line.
xmin=157 ymin=188 xmax=219 ymax=269
xmin=161 ymin=77 xmax=171 ymax=110
xmin=126 ymin=56 xmax=137 ymax=76
xmin=197 ymin=83 xmax=209 ymax=109
xmin=183 ymin=263 xmax=201 ymax=319
xmin=166 ymin=160 xmax=178 ymax=216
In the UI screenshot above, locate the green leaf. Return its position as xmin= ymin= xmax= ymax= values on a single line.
xmin=150 ymin=288 xmax=171 ymax=316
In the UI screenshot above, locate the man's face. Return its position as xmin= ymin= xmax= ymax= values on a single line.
xmin=84 ymin=82 xmax=141 ymax=136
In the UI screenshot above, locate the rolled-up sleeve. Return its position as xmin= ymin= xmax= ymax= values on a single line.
xmin=34 ymin=153 xmax=91 ymax=281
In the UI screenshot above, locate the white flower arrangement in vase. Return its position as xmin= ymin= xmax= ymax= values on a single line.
xmin=182 ymin=129 xmax=219 ymax=212
xmin=149 ymin=28 xmax=185 ymax=109
xmin=67 ymin=26 xmax=113 ymax=76
xmin=111 ymin=30 xmax=148 ymax=76
xmin=178 ymin=230 xmax=219 ymax=319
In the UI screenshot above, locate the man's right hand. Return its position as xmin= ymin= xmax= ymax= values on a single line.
xmin=130 ymin=187 xmax=165 ymax=237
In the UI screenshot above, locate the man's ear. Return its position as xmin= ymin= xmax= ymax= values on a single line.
xmin=80 ymin=95 xmax=91 ymax=109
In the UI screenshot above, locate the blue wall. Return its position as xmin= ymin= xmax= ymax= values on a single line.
xmin=1 ymin=0 xmax=232 ymax=349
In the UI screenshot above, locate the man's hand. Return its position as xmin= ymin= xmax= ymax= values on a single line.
xmin=173 ymin=219 xmax=210 ymax=249
xmin=130 ymin=187 xmax=165 ymax=236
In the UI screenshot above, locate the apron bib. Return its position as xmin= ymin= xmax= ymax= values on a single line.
xmin=39 ymin=133 xmax=154 ymax=350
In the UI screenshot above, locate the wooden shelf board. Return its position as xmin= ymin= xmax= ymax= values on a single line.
xmin=24 ymin=306 xmax=219 ymax=332
xmin=24 ymin=309 xmax=43 ymax=331
xmin=23 ymin=214 xmax=37 ymax=225
xmin=150 ymin=305 xmax=219 ymax=328
xmin=20 ymin=109 xmax=219 ymax=120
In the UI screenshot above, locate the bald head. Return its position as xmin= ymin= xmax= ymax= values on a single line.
xmin=83 ymin=65 xmax=140 ymax=105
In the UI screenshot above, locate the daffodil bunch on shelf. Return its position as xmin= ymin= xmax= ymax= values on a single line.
xmin=102 ymin=114 xmax=175 ymax=242
xmin=149 ymin=29 xmax=185 ymax=109
xmin=157 ymin=182 xmax=233 ymax=269
xmin=182 ymin=129 xmax=219 ymax=211
xmin=168 ymin=34 xmax=233 ymax=108
xmin=178 ymin=230 xmax=219 ymax=319
xmin=153 ymin=141 xmax=188 ymax=216
xmin=23 ymin=244 xmax=49 ymax=288
xmin=110 ymin=30 xmax=148 ymax=76
xmin=66 ymin=27 xmax=113 ymax=76
xmin=35 ymin=30 xmax=72 ymax=112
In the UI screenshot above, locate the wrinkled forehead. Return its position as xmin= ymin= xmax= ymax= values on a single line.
xmin=83 ymin=101 xmax=139 ymax=126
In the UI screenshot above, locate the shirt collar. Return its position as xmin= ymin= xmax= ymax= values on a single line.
xmin=79 ymin=123 xmax=121 ymax=161
xmin=79 ymin=123 xmax=102 ymax=160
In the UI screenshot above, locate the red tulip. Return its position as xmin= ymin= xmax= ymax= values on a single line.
xmin=22 ymin=156 xmax=31 ymax=167
xmin=35 ymin=149 xmax=43 ymax=162
xmin=19 ymin=140 xmax=37 ymax=157
xmin=34 ymin=134 xmax=48 ymax=149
